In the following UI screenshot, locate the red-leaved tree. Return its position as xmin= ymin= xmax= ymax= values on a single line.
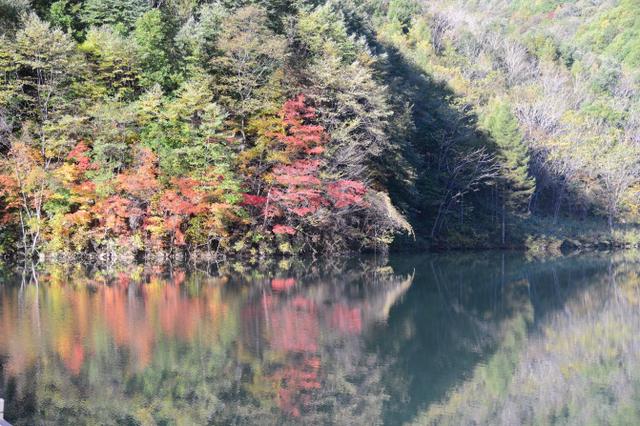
xmin=245 ymin=95 xmax=368 ymax=240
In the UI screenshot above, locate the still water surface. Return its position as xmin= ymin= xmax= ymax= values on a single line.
xmin=1 ymin=251 xmax=640 ymax=425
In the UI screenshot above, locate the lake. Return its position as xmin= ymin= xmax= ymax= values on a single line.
xmin=1 ymin=251 xmax=640 ymax=425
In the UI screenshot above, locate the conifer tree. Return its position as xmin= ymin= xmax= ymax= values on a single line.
xmin=134 ymin=9 xmax=177 ymax=90
xmin=387 ymin=0 xmax=420 ymax=32
xmin=486 ymin=102 xmax=535 ymax=211
xmin=82 ymin=0 xmax=150 ymax=33
xmin=485 ymin=102 xmax=535 ymax=244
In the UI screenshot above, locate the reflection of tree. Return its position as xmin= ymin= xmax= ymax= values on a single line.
xmin=0 ymin=260 xmax=413 ymax=425
xmin=230 ymin=265 xmax=414 ymax=424
xmin=373 ymin=251 xmax=631 ymax=425
xmin=0 ymin=267 xmax=241 ymax=424
xmin=411 ymin=252 xmax=640 ymax=426
xmin=6 ymin=253 xmax=640 ymax=424
xmin=372 ymin=252 xmax=536 ymax=424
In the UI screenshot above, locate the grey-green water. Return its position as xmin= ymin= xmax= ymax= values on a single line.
xmin=2 ymin=251 xmax=640 ymax=425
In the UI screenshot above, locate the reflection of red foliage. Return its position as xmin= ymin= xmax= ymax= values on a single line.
xmin=277 ymin=355 xmax=321 ymax=417
xmin=99 ymin=276 xmax=223 ymax=370
xmin=117 ymin=272 xmax=130 ymax=288
xmin=250 ymin=276 xmax=375 ymax=418
xmin=271 ymin=278 xmax=296 ymax=292
xmin=330 ymin=304 xmax=362 ymax=334
xmin=291 ymin=296 xmax=314 ymax=311
xmin=261 ymin=290 xmax=325 ymax=418
xmin=172 ymin=270 xmax=186 ymax=286
xmin=270 ymin=299 xmax=318 ymax=353
xmin=65 ymin=343 xmax=85 ymax=375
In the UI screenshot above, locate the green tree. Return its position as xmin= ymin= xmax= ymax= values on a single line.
xmin=134 ymin=9 xmax=178 ymax=90
xmin=174 ymin=3 xmax=228 ymax=74
xmin=296 ymin=3 xmax=360 ymax=63
xmin=82 ymin=0 xmax=150 ymax=34
xmin=485 ymin=102 xmax=535 ymax=243
xmin=387 ymin=0 xmax=420 ymax=32
xmin=212 ymin=5 xmax=287 ymax=142
xmin=138 ymin=76 xmax=239 ymax=188
xmin=0 ymin=0 xmax=30 ymax=36
xmin=49 ymin=0 xmax=85 ymax=38
xmin=11 ymin=13 xmax=86 ymax=133
xmin=80 ymin=26 xmax=140 ymax=98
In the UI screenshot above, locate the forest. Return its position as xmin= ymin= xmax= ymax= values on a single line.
xmin=1 ymin=0 xmax=639 ymax=261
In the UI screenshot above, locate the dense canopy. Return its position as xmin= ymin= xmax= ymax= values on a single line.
xmin=1 ymin=0 xmax=639 ymax=260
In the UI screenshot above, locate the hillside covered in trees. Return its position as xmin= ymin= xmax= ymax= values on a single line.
xmin=0 ymin=0 xmax=639 ymax=261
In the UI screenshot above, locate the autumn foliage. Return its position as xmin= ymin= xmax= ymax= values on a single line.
xmin=0 ymin=93 xmax=394 ymax=260
xmin=243 ymin=95 xmax=369 ymax=242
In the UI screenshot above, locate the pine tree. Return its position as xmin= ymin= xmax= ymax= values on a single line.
xmin=485 ymin=102 xmax=535 ymax=244
xmin=82 ymin=0 xmax=149 ymax=33
xmin=486 ymin=102 xmax=535 ymax=211
xmin=134 ymin=9 xmax=177 ymax=90
xmin=49 ymin=0 xmax=85 ymax=38
xmin=387 ymin=0 xmax=420 ymax=32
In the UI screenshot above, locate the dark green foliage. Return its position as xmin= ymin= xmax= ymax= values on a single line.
xmin=174 ymin=3 xmax=228 ymax=70
xmin=485 ymin=103 xmax=535 ymax=213
xmin=81 ymin=0 xmax=150 ymax=33
xmin=0 ymin=0 xmax=31 ymax=35
xmin=49 ymin=0 xmax=85 ymax=38
xmin=386 ymin=0 xmax=420 ymax=31
xmin=134 ymin=9 xmax=179 ymax=90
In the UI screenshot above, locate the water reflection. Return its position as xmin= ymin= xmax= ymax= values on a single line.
xmin=0 ymin=259 xmax=411 ymax=425
xmin=412 ymin=251 xmax=640 ymax=426
xmin=1 ymin=252 xmax=640 ymax=425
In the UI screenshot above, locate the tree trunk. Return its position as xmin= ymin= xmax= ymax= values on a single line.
xmin=501 ymin=197 xmax=506 ymax=246
xmin=608 ymin=212 xmax=614 ymax=233
xmin=553 ymin=185 xmax=564 ymax=225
